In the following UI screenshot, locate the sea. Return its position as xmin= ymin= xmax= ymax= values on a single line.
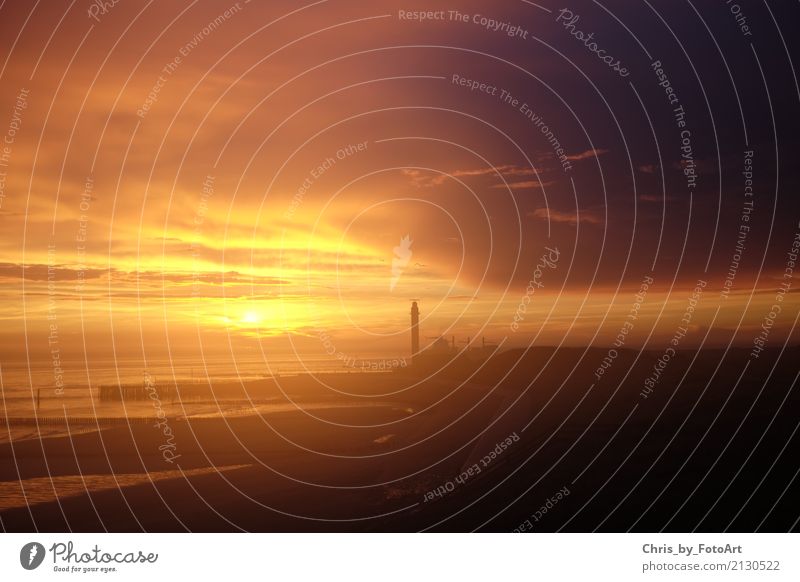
xmin=0 ymin=351 xmax=406 ymax=391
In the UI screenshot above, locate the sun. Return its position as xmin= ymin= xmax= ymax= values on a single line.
xmin=241 ymin=311 xmax=261 ymax=325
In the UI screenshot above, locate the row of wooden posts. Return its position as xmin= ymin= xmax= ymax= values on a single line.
xmin=96 ymin=383 xmax=178 ymax=402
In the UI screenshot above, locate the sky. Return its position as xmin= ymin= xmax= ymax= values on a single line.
xmin=0 ymin=0 xmax=798 ymax=378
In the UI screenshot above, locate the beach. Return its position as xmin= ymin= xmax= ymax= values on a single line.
xmin=1 ymin=348 xmax=798 ymax=532
xmin=0 ymin=369 xmax=487 ymax=529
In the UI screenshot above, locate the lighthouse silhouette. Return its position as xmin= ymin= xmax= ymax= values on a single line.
xmin=411 ymin=301 xmax=420 ymax=364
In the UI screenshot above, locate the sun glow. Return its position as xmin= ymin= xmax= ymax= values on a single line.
xmin=241 ymin=311 xmax=261 ymax=325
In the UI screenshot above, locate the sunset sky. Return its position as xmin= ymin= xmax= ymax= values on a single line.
xmin=0 ymin=0 xmax=798 ymax=373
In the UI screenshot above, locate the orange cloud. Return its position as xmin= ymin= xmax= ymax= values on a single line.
xmin=403 ymin=165 xmax=541 ymax=187
xmin=490 ymin=180 xmax=554 ymax=190
xmin=528 ymin=207 xmax=603 ymax=225
xmin=565 ymin=148 xmax=609 ymax=161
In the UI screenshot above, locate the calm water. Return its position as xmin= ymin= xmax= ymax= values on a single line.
xmin=0 ymin=352 xmax=405 ymax=391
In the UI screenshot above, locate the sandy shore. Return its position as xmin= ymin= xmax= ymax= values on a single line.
xmin=0 ymin=399 xmax=494 ymax=531
xmin=0 ymin=370 xmax=505 ymax=530
xmin=1 ymin=348 xmax=797 ymax=532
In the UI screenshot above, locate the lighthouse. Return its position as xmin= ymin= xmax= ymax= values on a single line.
xmin=411 ymin=301 xmax=420 ymax=364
